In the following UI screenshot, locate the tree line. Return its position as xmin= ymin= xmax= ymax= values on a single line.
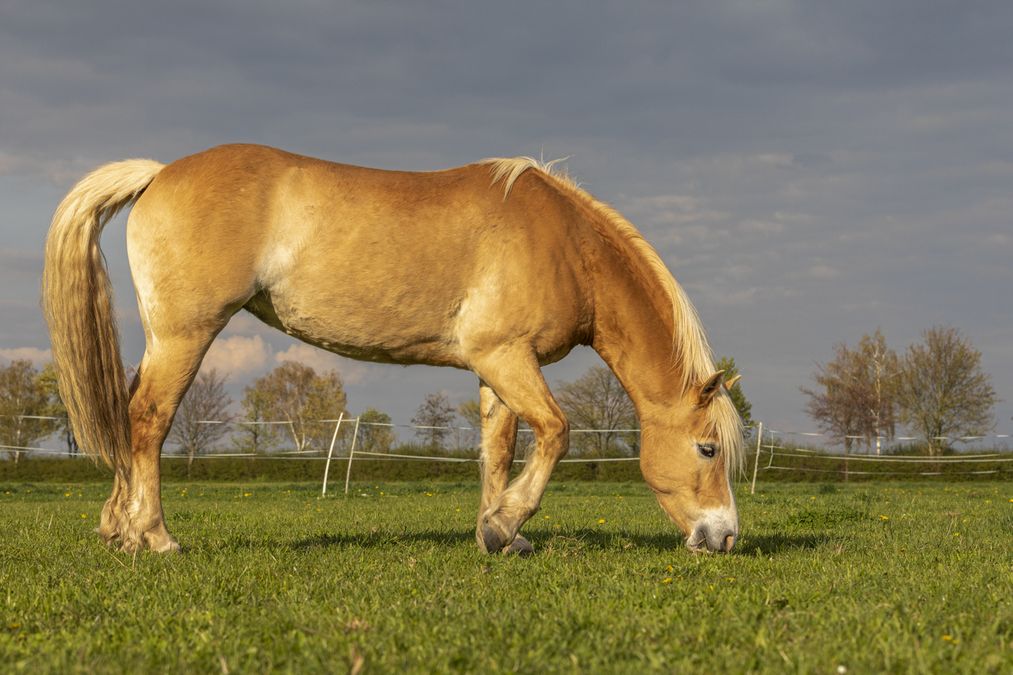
xmin=3 ymin=326 xmax=995 ymax=466
xmin=802 ymin=326 xmax=998 ymax=455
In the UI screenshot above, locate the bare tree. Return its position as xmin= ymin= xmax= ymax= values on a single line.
xmin=457 ymin=398 xmax=482 ymax=449
xmin=412 ymin=392 xmax=455 ymax=450
xmin=0 ymin=360 xmax=50 ymax=465
xmin=801 ymin=330 xmax=899 ymax=453
xmin=897 ymin=326 xmax=997 ymax=455
xmin=358 ymin=407 xmax=395 ymax=454
xmin=169 ymin=369 xmax=233 ymax=476
xmin=244 ymin=361 xmax=348 ymax=453
xmin=856 ymin=331 xmax=900 ymax=454
xmin=555 ymin=366 xmax=637 ymax=457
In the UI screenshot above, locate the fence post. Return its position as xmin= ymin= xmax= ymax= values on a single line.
xmin=750 ymin=421 xmax=763 ymax=495
xmin=344 ymin=416 xmax=362 ymax=495
xmin=321 ymin=412 xmax=345 ymax=497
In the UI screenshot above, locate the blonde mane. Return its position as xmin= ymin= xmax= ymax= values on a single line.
xmin=481 ymin=156 xmax=744 ymax=469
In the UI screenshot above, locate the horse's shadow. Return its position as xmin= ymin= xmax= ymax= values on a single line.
xmin=287 ymin=528 xmax=831 ymax=555
xmin=734 ymin=533 xmax=833 ymax=555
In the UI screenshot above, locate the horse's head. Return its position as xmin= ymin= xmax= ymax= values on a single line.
xmin=640 ymin=371 xmax=743 ymax=553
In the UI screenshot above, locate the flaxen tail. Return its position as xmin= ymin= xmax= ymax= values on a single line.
xmin=42 ymin=159 xmax=165 ymax=473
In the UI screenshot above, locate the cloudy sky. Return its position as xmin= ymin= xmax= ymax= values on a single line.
xmin=2 ymin=1 xmax=1011 ymax=441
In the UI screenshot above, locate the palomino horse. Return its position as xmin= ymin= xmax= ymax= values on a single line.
xmin=43 ymin=144 xmax=743 ymax=555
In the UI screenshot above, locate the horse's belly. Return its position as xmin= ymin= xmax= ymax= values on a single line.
xmin=243 ymin=289 xmax=469 ymax=368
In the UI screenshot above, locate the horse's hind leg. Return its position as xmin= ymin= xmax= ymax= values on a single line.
xmin=98 ymin=367 xmax=144 ymax=545
xmin=475 ymin=381 xmax=532 ymax=555
xmin=118 ymin=331 xmax=224 ymax=553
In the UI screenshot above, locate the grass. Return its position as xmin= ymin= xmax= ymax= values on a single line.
xmin=1 ymin=479 xmax=1010 ymax=673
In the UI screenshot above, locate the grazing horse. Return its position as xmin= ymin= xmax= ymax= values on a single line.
xmin=43 ymin=144 xmax=743 ymax=555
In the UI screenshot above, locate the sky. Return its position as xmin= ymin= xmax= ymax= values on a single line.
xmin=2 ymin=0 xmax=1011 ymax=443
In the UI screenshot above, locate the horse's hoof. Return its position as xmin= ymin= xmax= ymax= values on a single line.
xmin=148 ymin=537 xmax=182 ymax=554
xmin=503 ymin=534 xmax=534 ymax=556
xmin=478 ymin=518 xmax=502 ymax=551
xmin=481 ymin=522 xmax=505 ymax=554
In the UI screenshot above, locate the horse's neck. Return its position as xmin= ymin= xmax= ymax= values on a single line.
xmin=589 ymin=248 xmax=687 ymax=419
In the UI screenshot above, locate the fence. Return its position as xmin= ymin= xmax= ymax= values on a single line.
xmin=0 ymin=414 xmax=643 ymax=495
xmin=3 ymin=415 xmax=1011 ymax=493
xmin=747 ymin=421 xmax=1013 ymax=492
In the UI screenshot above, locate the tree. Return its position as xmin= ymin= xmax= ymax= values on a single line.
xmin=169 ymin=370 xmax=234 ymax=476
xmin=897 ymin=326 xmax=997 ymax=456
xmin=555 ymin=366 xmax=637 ymax=457
xmin=37 ymin=362 xmax=77 ymax=456
xmin=357 ymin=408 xmax=395 ymax=454
xmin=0 ymin=360 xmax=50 ymax=465
xmin=715 ymin=356 xmax=752 ymax=429
xmin=244 ymin=362 xmax=348 ymax=453
xmin=235 ymin=384 xmax=282 ymax=454
xmin=412 ymin=392 xmax=455 ymax=450
xmin=457 ymin=398 xmax=482 ymax=449
xmin=801 ymin=330 xmax=900 ymax=453
xmin=854 ymin=331 xmax=901 ymax=454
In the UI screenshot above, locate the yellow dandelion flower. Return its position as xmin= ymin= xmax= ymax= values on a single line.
xmin=597 ymin=518 xmax=606 ymax=525
xmin=879 ymin=515 xmax=890 ymax=521
xmin=661 ymin=577 xmax=673 ymax=584
xmin=243 ymin=492 xmax=252 ymax=497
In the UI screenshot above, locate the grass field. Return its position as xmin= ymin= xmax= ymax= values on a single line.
xmin=1 ymin=479 xmax=1010 ymax=673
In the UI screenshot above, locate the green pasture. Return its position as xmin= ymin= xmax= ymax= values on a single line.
xmin=1 ymin=479 xmax=1010 ymax=673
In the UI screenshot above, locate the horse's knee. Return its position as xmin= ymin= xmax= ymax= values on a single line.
xmin=535 ymin=413 xmax=569 ymax=459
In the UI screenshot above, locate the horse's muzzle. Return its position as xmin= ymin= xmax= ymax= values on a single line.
xmin=686 ymin=511 xmax=738 ymax=553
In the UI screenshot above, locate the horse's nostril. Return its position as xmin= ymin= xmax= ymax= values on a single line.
xmin=723 ymin=533 xmax=735 ymax=552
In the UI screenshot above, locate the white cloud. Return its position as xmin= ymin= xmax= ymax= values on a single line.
xmin=0 ymin=347 xmax=51 ymax=365
xmin=201 ymin=335 xmax=271 ymax=376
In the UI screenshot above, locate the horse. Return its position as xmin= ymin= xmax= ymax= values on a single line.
xmin=43 ymin=144 xmax=744 ymax=555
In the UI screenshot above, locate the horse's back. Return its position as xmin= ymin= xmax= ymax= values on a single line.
xmin=127 ymin=144 xmax=593 ymax=367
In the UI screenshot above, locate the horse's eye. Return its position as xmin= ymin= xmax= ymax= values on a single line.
xmin=697 ymin=443 xmax=717 ymax=459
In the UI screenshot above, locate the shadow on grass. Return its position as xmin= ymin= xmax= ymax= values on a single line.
xmin=289 ymin=528 xmax=835 ymax=555
xmin=289 ymin=527 xmax=682 ymax=552
xmin=290 ymin=529 xmax=476 ymax=550
xmin=212 ymin=527 xmax=833 ymax=557
xmin=735 ymin=532 xmax=834 ymax=555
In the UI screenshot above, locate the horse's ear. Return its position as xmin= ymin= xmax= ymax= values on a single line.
xmin=698 ymin=370 xmax=726 ymax=408
xmin=724 ymin=374 xmax=741 ymax=391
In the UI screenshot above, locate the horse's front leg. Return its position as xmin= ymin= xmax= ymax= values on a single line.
xmin=471 ymin=349 xmax=569 ymax=554
xmin=475 ymin=381 xmax=532 ymax=554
